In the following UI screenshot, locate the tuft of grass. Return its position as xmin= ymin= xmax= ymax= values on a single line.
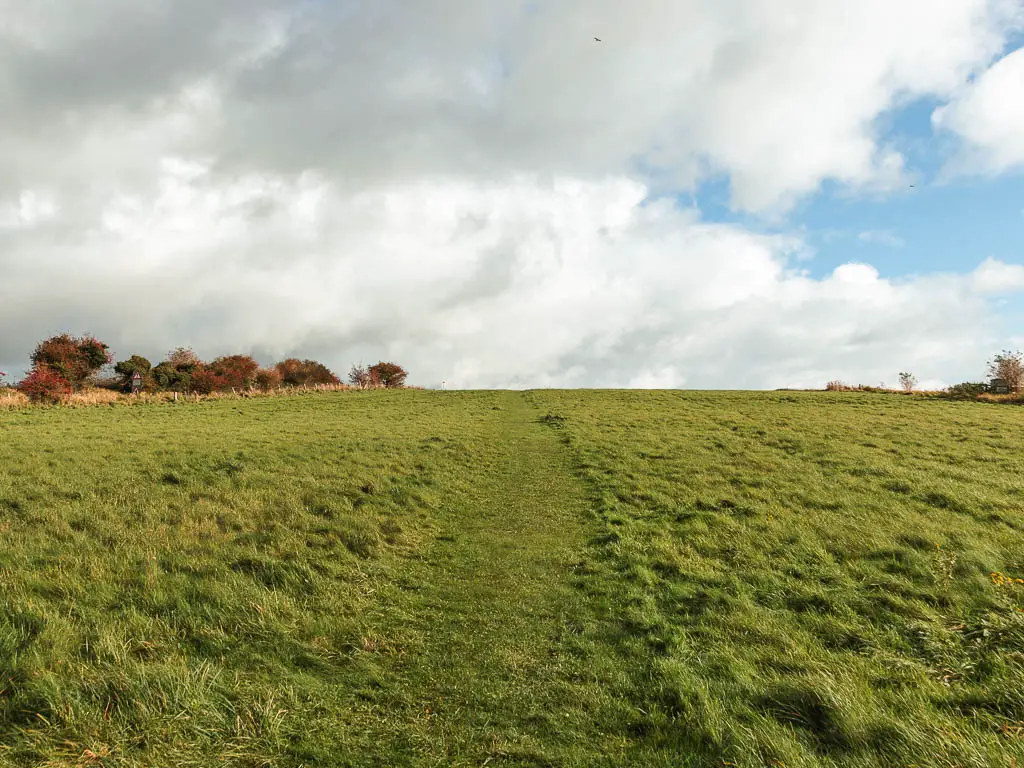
xmin=62 ymin=389 xmax=121 ymax=406
xmin=0 ymin=389 xmax=29 ymax=408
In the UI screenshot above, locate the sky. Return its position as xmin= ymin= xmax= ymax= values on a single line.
xmin=1 ymin=1 xmax=1023 ymax=390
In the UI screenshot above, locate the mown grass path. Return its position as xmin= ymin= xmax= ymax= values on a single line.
xmin=316 ymin=392 xmax=621 ymax=766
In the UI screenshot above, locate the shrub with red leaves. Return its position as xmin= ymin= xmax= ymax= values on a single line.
xmin=208 ymin=355 xmax=260 ymax=391
xmin=368 ymin=361 xmax=408 ymax=388
xmin=254 ymin=367 xmax=283 ymax=392
xmin=18 ymin=367 xmax=73 ymax=403
xmin=275 ymin=359 xmax=341 ymax=387
xmin=189 ymin=367 xmax=228 ymax=395
xmin=30 ymin=334 xmax=112 ymax=388
xmin=188 ymin=356 xmax=260 ymax=394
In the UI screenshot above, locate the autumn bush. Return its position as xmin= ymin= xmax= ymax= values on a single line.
xmin=347 ymin=362 xmax=410 ymax=389
xmin=30 ymin=334 xmax=112 ymax=388
xmin=189 ymin=368 xmax=227 ymax=395
xmin=207 ymin=355 xmax=260 ymax=391
xmin=254 ymin=367 xmax=283 ymax=392
xmin=368 ymin=362 xmax=408 ymax=388
xmin=18 ymin=367 xmax=74 ymax=403
xmin=276 ymin=359 xmax=341 ymax=387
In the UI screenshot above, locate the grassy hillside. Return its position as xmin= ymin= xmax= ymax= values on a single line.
xmin=0 ymin=391 xmax=1022 ymax=767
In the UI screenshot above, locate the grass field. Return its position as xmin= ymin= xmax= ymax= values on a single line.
xmin=1 ymin=391 xmax=1023 ymax=767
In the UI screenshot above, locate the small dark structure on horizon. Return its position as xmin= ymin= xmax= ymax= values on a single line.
xmin=990 ymin=377 xmax=1010 ymax=395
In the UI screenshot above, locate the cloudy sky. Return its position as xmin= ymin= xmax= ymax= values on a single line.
xmin=2 ymin=1 xmax=1023 ymax=389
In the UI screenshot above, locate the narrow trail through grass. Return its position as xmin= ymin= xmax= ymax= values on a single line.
xmin=320 ymin=391 xmax=612 ymax=765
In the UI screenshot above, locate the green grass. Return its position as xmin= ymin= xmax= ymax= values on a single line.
xmin=1 ymin=391 xmax=1023 ymax=766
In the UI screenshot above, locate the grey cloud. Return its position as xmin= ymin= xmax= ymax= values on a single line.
xmin=1 ymin=2 xmax=255 ymax=112
xmin=1 ymin=1 xmax=1016 ymax=202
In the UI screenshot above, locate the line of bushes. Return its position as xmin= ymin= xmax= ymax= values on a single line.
xmin=3 ymin=334 xmax=409 ymax=404
xmin=825 ymin=350 xmax=1024 ymax=403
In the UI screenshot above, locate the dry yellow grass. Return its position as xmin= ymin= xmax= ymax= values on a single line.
xmin=978 ymin=392 xmax=1024 ymax=404
xmin=825 ymin=382 xmax=947 ymax=396
xmin=0 ymin=382 xmax=357 ymax=409
xmin=62 ymin=389 xmax=121 ymax=406
xmin=0 ymin=388 xmax=29 ymax=408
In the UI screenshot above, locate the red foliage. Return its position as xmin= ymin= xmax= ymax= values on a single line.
xmin=208 ymin=355 xmax=260 ymax=391
xmin=30 ymin=334 xmax=112 ymax=387
xmin=18 ymin=367 xmax=73 ymax=403
xmin=189 ymin=367 xmax=228 ymax=395
xmin=368 ymin=361 xmax=408 ymax=388
xmin=254 ymin=367 xmax=283 ymax=392
xmin=275 ymin=359 xmax=341 ymax=387
xmin=188 ymin=356 xmax=260 ymax=393
xmin=166 ymin=347 xmax=200 ymax=370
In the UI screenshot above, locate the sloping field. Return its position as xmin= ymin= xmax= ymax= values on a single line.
xmin=0 ymin=391 xmax=1022 ymax=767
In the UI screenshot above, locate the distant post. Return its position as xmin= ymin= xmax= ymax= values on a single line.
xmin=131 ymin=371 xmax=143 ymax=394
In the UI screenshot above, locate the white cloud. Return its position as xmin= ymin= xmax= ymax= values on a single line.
xmin=858 ymin=230 xmax=905 ymax=248
xmin=0 ymin=169 xmax=1017 ymax=389
xmin=973 ymin=256 xmax=1024 ymax=293
xmin=0 ymin=1 xmax=1022 ymax=388
xmin=933 ymin=45 xmax=1024 ymax=174
xmin=0 ymin=190 xmax=58 ymax=229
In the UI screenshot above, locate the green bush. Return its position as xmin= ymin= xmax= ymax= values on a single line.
xmin=114 ymin=355 xmax=154 ymax=392
xmin=945 ymin=382 xmax=988 ymax=399
xmin=152 ymin=362 xmax=192 ymax=392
